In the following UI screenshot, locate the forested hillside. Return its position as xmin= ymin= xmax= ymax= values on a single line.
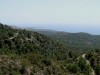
xmin=33 ymin=29 xmax=100 ymax=50
xmin=0 ymin=23 xmax=100 ymax=75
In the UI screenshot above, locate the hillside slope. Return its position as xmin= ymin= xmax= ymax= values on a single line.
xmin=0 ymin=23 xmax=99 ymax=75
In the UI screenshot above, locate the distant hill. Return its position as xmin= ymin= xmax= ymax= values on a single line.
xmin=30 ymin=29 xmax=100 ymax=50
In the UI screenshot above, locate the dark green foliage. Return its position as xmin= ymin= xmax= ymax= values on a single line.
xmin=83 ymin=64 xmax=91 ymax=75
xmin=0 ymin=23 xmax=99 ymax=75
xmin=78 ymin=57 xmax=87 ymax=71
xmin=20 ymin=66 xmax=26 ymax=74
xmin=68 ymin=64 xmax=80 ymax=73
xmin=95 ymin=64 xmax=100 ymax=75
xmin=42 ymin=59 xmax=51 ymax=66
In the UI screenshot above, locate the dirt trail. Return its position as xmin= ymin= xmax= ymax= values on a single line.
xmin=9 ymin=33 xmax=18 ymax=40
xmin=82 ymin=54 xmax=95 ymax=75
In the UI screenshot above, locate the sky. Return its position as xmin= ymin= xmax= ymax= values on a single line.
xmin=0 ymin=0 xmax=100 ymax=34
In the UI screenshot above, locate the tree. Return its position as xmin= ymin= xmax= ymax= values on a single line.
xmin=68 ymin=64 xmax=80 ymax=73
xmin=78 ymin=57 xmax=87 ymax=71
xmin=84 ymin=64 xmax=91 ymax=75
xmin=90 ymin=56 xmax=96 ymax=68
xmin=95 ymin=64 xmax=100 ymax=75
xmin=20 ymin=65 xmax=26 ymax=74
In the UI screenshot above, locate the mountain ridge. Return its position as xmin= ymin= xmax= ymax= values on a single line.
xmin=28 ymin=28 xmax=100 ymax=50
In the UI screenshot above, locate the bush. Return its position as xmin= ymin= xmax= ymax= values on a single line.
xmin=95 ymin=64 xmax=100 ymax=75
xmin=42 ymin=59 xmax=51 ymax=66
xmin=78 ymin=57 xmax=87 ymax=71
xmin=68 ymin=64 xmax=80 ymax=73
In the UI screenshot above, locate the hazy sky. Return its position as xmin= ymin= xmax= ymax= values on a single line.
xmin=0 ymin=0 xmax=100 ymax=34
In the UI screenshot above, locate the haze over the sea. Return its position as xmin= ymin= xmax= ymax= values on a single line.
xmin=0 ymin=0 xmax=100 ymax=34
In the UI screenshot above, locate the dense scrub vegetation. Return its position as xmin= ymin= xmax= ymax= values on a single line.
xmin=0 ymin=23 xmax=100 ymax=75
